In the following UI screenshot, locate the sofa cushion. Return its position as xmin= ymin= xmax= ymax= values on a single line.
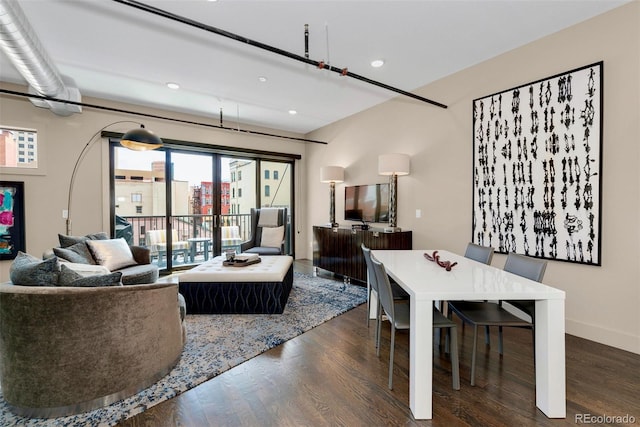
xmin=58 ymin=264 xmax=123 ymax=287
xmin=87 ymin=238 xmax=137 ymax=271
xmin=118 ymin=264 xmax=159 ymax=285
xmin=260 ymin=225 xmax=284 ymax=248
xmin=9 ymin=252 xmax=60 ymax=286
xmin=53 ymin=242 xmax=96 ymax=264
xmin=58 ymin=232 xmax=109 ymax=248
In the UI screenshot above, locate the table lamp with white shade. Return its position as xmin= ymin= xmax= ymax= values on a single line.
xmin=378 ymin=153 xmax=410 ymax=232
xmin=320 ymin=166 xmax=345 ymax=228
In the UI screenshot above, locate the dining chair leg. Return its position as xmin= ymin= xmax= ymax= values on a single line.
xmin=450 ymin=326 xmax=460 ymax=390
xmin=375 ymin=302 xmax=382 ymax=355
xmin=366 ymin=284 xmax=371 ymax=327
xmin=444 ymin=328 xmax=450 ymax=354
xmin=498 ymin=326 xmax=504 ymax=355
xmin=471 ymin=324 xmax=478 ymax=386
xmin=388 ymin=326 xmax=396 ymax=390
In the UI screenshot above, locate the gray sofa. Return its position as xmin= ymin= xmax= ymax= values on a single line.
xmin=44 ymin=233 xmax=159 ymax=285
xmin=0 ymin=282 xmax=186 ymax=418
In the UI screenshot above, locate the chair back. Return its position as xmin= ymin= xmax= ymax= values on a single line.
xmin=504 ymin=252 xmax=547 ymax=282
xmin=371 ymin=256 xmax=395 ymax=322
xmin=464 ymin=242 xmax=494 ymax=265
xmin=250 ymin=208 xmax=287 ymax=244
xmin=361 ymin=244 xmax=379 ymax=294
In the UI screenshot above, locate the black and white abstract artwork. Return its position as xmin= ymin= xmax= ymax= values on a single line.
xmin=472 ymin=62 xmax=602 ymax=265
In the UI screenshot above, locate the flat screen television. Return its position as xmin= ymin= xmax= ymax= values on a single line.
xmin=344 ymin=183 xmax=390 ymax=223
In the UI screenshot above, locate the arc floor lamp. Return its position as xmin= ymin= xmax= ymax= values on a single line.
xmin=66 ymin=121 xmax=162 ymax=235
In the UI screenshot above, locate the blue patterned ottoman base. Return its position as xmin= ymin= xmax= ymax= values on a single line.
xmin=179 ymin=264 xmax=293 ymax=314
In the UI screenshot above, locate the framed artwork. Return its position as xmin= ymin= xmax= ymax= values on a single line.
xmin=0 ymin=181 xmax=26 ymax=260
xmin=472 ymin=62 xmax=603 ymax=265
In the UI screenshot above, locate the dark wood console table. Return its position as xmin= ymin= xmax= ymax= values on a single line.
xmin=312 ymin=226 xmax=412 ymax=284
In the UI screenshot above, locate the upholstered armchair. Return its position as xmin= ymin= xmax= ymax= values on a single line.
xmin=240 ymin=207 xmax=287 ymax=255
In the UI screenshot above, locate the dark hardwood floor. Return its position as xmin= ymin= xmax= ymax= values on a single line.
xmin=120 ymin=261 xmax=640 ymax=427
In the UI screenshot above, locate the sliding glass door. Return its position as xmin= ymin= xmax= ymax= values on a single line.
xmin=111 ymin=142 xmax=294 ymax=271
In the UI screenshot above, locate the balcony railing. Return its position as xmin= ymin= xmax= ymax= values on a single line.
xmin=117 ymin=214 xmax=252 ymax=267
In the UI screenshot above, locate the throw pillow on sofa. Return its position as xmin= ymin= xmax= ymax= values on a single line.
xmin=58 ymin=264 xmax=123 ymax=287
xmin=9 ymin=252 xmax=60 ymax=286
xmin=53 ymin=241 xmax=96 ymax=264
xmin=86 ymin=238 xmax=137 ymax=271
xmin=58 ymin=232 xmax=109 ymax=248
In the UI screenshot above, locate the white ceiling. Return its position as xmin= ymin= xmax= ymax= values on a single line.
xmin=0 ymin=0 xmax=629 ymax=135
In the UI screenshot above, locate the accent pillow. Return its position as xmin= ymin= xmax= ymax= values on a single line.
xmin=58 ymin=232 xmax=109 ymax=248
xmin=58 ymin=264 xmax=123 ymax=287
xmin=61 ymin=262 xmax=111 ymax=276
xmin=9 ymin=252 xmax=60 ymax=286
xmin=86 ymin=238 xmax=137 ymax=271
xmin=53 ymin=242 xmax=96 ymax=264
xmin=260 ymin=226 xmax=284 ymax=248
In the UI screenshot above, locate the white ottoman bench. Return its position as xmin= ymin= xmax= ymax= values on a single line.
xmin=178 ymin=255 xmax=294 ymax=314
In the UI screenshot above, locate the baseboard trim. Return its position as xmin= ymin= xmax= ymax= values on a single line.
xmin=566 ymin=318 xmax=640 ymax=355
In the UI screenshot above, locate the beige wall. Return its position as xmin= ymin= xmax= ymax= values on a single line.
xmin=0 ymin=88 xmax=308 ymax=280
xmin=305 ymin=2 xmax=640 ymax=354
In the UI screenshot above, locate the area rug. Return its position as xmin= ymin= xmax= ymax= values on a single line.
xmin=0 ymin=272 xmax=366 ymax=426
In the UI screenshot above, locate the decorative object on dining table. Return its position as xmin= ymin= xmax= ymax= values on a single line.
xmin=423 ymin=251 xmax=458 ymax=271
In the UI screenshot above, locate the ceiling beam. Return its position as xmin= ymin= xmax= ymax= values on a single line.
xmin=0 ymin=88 xmax=328 ymax=144
xmin=113 ymin=0 xmax=448 ymax=109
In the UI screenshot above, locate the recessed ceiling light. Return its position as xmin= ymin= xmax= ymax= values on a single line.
xmin=288 ymin=110 xmax=298 ymax=115
xmin=166 ymin=82 xmax=180 ymax=90
xmin=258 ymin=76 xmax=268 ymax=83
xmin=370 ymin=59 xmax=385 ymax=68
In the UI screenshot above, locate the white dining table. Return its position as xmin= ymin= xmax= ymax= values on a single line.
xmin=372 ymin=249 xmax=566 ymax=420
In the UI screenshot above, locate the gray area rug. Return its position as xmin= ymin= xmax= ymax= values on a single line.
xmin=0 ymin=272 xmax=366 ymax=426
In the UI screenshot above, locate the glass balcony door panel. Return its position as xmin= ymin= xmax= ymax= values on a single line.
xmin=170 ymin=152 xmax=214 ymax=267
xmin=222 ymin=157 xmax=256 ymax=253
xmin=261 ymin=160 xmax=293 ymax=254
xmin=113 ymin=147 xmax=167 ymax=266
xmin=112 ymin=143 xmax=296 ymax=270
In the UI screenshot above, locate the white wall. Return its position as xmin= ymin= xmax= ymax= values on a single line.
xmin=305 ymin=2 xmax=640 ymax=354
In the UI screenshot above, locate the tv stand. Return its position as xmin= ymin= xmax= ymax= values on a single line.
xmin=312 ymin=226 xmax=412 ymax=284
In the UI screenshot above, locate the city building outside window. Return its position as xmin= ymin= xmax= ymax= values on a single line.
xmin=0 ymin=127 xmax=38 ymax=169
